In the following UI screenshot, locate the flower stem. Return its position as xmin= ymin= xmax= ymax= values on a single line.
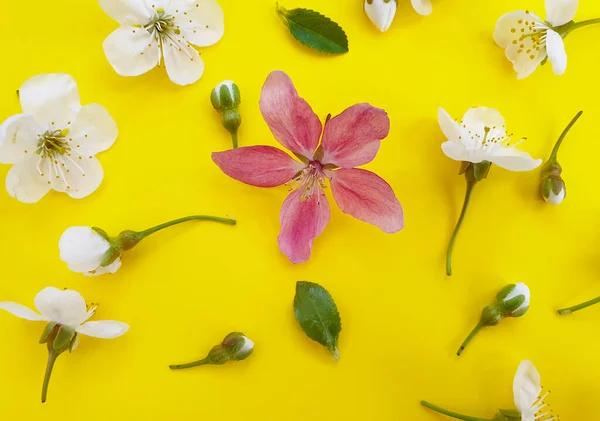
xmin=420 ymin=401 xmax=493 ymax=421
xmin=136 ymin=215 xmax=236 ymax=240
xmin=549 ymin=111 xmax=583 ymax=162
xmin=557 ymin=296 xmax=600 ymax=315
xmin=457 ymin=322 xmax=484 ymax=356
xmin=231 ymin=131 xmax=239 ymax=149
xmin=566 ymin=18 xmax=600 ymax=36
xmin=169 ymin=357 xmax=211 ymax=370
xmin=446 ymin=178 xmax=476 ymax=276
xmin=41 ymin=350 xmax=58 ymax=403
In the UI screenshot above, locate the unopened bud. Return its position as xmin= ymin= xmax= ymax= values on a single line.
xmin=364 ymin=0 xmax=397 ymax=32
xmin=169 ymin=332 xmax=254 ymax=370
xmin=541 ymin=174 xmax=566 ymax=205
xmin=211 ymin=80 xmax=242 ymax=148
xmin=457 ymin=283 xmax=530 ymax=356
xmin=496 ymin=283 xmax=530 ymax=317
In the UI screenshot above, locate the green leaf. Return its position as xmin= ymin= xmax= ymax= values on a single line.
xmin=277 ymin=4 xmax=349 ymax=54
xmin=294 ymin=281 xmax=341 ymax=360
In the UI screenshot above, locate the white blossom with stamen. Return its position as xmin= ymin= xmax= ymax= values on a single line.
xmin=0 ymin=74 xmax=117 ymax=203
xmin=494 ymin=2 xmax=578 ymax=79
xmin=100 ymin=0 xmax=225 ymax=86
xmin=438 ymin=107 xmax=542 ymax=171
xmin=513 ymin=360 xmax=557 ymax=421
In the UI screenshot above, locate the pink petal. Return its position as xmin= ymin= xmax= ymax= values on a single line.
xmin=278 ymin=188 xmax=331 ymax=264
xmin=321 ymin=104 xmax=390 ymax=168
xmin=259 ymin=71 xmax=322 ymax=159
xmin=212 ymin=146 xmax=305 ymax=187
xmin=330 ymin=168 xmax=403 ymax=233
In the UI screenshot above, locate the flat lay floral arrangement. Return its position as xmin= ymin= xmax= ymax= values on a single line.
xmin=1 ymin=0 xmax=599 ymax=419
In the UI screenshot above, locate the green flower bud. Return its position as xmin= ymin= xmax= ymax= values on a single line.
xmin=540 ymin=173 xmax=566 ymax=205
xmin=539 ymin=111 xmax=582 ymax=205
xmin=169 ymin=332 xmax=254 ymax=370
xmin=221 ymin=332 xmax=254 ymax=361
xmin=211 ymin=80 xmax=241 ymax=110
xmin=211 ymin=80 xmax=242 ymax=148
xmin=457 ymin=283 xmax=530 ymax=356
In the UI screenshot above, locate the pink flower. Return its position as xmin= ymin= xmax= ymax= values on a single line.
xmin=212 ymin=71 xmax=404 ymax=264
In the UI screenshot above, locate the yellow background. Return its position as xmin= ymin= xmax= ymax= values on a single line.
xmin=1 ymin=0 xmax=599 ymax=419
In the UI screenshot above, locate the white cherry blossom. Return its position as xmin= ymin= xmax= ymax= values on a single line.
xmin=100 ymin=0 xmax=225 ymax=85
xmin=0 ymin=74 xmax=117 ymax=203
xmin=494 ymin=0 xmax=580 ymax=78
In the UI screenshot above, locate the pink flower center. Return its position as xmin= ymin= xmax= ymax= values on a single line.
xmin=290 ymin=160 xmax=329 ymax=201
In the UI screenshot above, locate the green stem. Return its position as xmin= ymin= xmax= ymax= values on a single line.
xmin=549 ymin=111 xmax=583 ymax=162
xmin=136 ymin=215 xmax=236 ymax=240
xmin=231 ymin=131 xmax=239 ymax=149
xmin=557 ymin=296 xmax=600 ymax=315
xmin=457 ymin=322 xmax=484 ymax=356
xmin=420 ymin=401 xmax=493 ymax=421
xmin=446 ymin=179 xmax=476 ymax=276
xmin=41 ymin=351 xmax=59 ymax=403
xmin=169 ymin=357 xmax=211 ymax=370
xmin=566 ymin=18 xmax=600 ymax=36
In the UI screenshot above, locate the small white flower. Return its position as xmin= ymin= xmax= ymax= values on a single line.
xmin=0 ymin=287 xmax=128 ymax=402
xmin=59 ymin=227 xmax=122 ymax=277
xmin=0 ymin=74 xmax=117 ymax=203
xmin=0 ymin=287 xmax=129 ymax=339
xmin=494 ymin=0 xmax=579 ymax=79
xmin=100 ymin=0 xmax=225 ymax=86
xmin=513 ymin=361 xmax=555 ymax=421
xmin=438 ymin=107 xmax=542 ymax=172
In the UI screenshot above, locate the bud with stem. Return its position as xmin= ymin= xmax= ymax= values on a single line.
xmin=170 ymin=332 xmax=254 ymax=370
xmin=211 ymin=80 xmax=242 ymax=148
xmin=60 ymin=215 xmax=236 ymax=276
xmin=540 ymin=111 xmax=583 ymax=205
xmin=457 ymin=283 xmax=530 ymax=356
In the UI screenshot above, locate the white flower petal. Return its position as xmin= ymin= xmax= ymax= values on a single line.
xmin=546 ymin=30 xmax=567 ymax=75
xmin=53 ymin=155 xmax=104 ymax=199
xmin=0 ymin=302 xmax=48 ymax=321
xmin=85 ymin=258 xmax=122 ymax=277
xmin=68 ymin=104 xmax=118 ymax=156
xmin=163 ymin=41 xmax=204 ymax=85
xmin=494 ymin=11 xmax=538 ymax=49
xmin=179 ymin=0 xmax=225 ymax=46
xmin=488 ymin=148 xmax=542 ymax=171
xmin=99 ymin=0 xmax=151 ymax=24
xmin=77 ymin=320 xmax=129 ymax=338
xmin=441 ymin=141 xmax=488 ymax=163
xmin=19 ymin=74 xmax=81 ymax=128
xmin=463 ymin=107 xmax=506 ymax=131
xmin=545 ymin=0 xmax=578 ymax=26
xmin=34 ymin=287 xmax=90 ymax=327
xmin=438 ymin=108 xmax=462 ymax=143
xmin=411 ymin=0 xmax=432 ymax=16
xmin=59 ymin=226 xmax=111 ymax=273
xmin=365 ymin=0 xmax=397 ymax=32
xmin=513 ymin=360 xmax=542 ymax=411
xmin=103 ymin=26 xmax=160 ymax=77
xmin=0 ymin=114 xmax=42 ymax=164
xmin=6 ymin=159 xmax=51 ymax=203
